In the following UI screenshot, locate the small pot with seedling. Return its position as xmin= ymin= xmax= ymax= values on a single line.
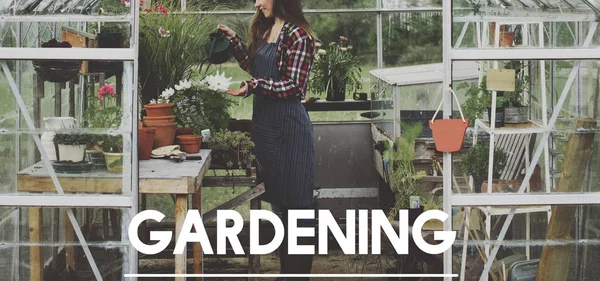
xmin=101 ymin=135 xmax=124 ymax=172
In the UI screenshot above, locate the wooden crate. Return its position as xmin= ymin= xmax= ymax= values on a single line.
xmin=61 ymin=26 xmax=97 ymax=73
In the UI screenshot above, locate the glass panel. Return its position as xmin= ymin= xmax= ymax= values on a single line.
xmin=451 ymin=59 xmax=600 ymax=195
xmin=0 ymin=59 xmax=133 ymax=196
xmin=453 ymin=205 xmax=600 ymax=280
xmin=452 ymin=1 xmax=599 ymax=50
xmin=0 ymin=22 xmax=131 ymax=48
xmin=0 ymin=0 xmax=132 ymax=16
xmin=382 ymin=12 xmax=443 ymax=68
xmin=0 ymin=207 xmax=129 ymax=280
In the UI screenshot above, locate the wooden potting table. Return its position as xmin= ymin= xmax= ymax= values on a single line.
xmin=17 ymin=149 xmax=212 ymax=281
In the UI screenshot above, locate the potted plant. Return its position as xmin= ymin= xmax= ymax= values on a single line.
xmin=309 ymin=36 xmax=362 ymax=101
xmin=32 ymin=38 xmax=82 ymax=83
xmin=458 ymin=77 xmax=504 ymax=127
xmin=83 ymin=83 xmax=122 ymax=168
xmin=172 ymin=71 xmax=236 ymax=133
xmin=138 ymin=1 xmax=218 ymax=105
xmin=503 ymin=61 xmax=530 ymax=124
xmin=53 ymin=131 xmax=95 ymax=162
xmin=101 ymin=135 xmax=124 ymax=172
xmin=461 ymin=142 xmax=508 ymax=193
xmin=386 ymin=122 xmax=426 ymax=225
xmin=144 ymin=87 xmax=176 ymax=117
xmin=208 ymin=130 xmax=255 ymax=170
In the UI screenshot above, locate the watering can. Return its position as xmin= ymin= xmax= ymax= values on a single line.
xmin=199 ymin=30 xmax=232 ymax=74
xmin=206 ymin=30 xmax=231 ymax=64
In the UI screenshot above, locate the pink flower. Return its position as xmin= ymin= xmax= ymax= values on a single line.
xmin=98 ymin=83 xmax=116 ymax=100
xmin=339 ymin=36 xmax=348 ymax=42
xmin=158 ymin=27 xmax=170 ymax=38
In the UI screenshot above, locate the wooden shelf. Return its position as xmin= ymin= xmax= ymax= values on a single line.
xmin=475 ymin=119 xmax=546 ymax=135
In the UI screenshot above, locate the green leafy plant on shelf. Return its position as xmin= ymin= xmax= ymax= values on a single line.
xmin=503 ymin=60 xmax=531 ymax=107
xmin=310 ymin=36 xmax=362 ymax=100
xmin=386 ymin=121 xmax=426 ymax=220
xmin=53 ymin=132 xmax=95 ymax=146
xmin=461 ymin=142 xmax=508 ymax=192
xmin=100 ymin=134 xmax=124 ymax=153
xmin=208 ymin=130 xmax=255 ymax=170
xmin=456 ymin=77 xmax=492 ymax=121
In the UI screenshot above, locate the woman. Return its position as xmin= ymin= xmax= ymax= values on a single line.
xmin=218 ymin=0 xmax=316 ymax=278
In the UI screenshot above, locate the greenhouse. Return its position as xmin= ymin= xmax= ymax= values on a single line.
xmin=1 ymin=0 xmax=600 ymax=280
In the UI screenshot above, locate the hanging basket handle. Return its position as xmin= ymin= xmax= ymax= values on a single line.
xmin=431 ymin=88 xmax=466 ymax=124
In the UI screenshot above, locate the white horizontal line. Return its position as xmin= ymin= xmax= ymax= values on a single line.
xmin=125 ymin=274 xmax=458 ymax=278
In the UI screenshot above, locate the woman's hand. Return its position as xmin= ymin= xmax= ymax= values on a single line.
xmin=217 ymin=24 xmax=236 ymax=40
xmin=225 ymin=85 xmax=248 ymax=97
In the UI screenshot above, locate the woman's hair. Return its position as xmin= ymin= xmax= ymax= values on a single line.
xmin=244 ymin=0 xmax=317 ymax=74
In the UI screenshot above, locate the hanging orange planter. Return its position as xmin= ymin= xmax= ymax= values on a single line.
xmin=429 ymin=89 xmax=469 ymax=153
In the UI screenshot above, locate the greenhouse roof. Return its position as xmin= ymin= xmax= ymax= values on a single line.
xmin=469 ymin=0 xmax=600 ymax=15
xmin=369 ymin=61 xmax=480 ymax=86
xmin=0 ymin=0 xmax=99 ymax=15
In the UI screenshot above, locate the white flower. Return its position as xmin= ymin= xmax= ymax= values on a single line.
xmin=340 ymin=47 xmax=348 ymax=52
xmin=315 ymin=42 xmax=322 ymax=48
xmin=124 ymin=1 xmax=130 ymax=7
xmin=149 ymin=99 xmax=157 ymax=104
xmin=317 ymin=49 xmax=327 ymax=55
xmin=158 ymin=87 xmax=174 ymax=103
xmin=205 ymin=70 xmax=232 ymax=92
xmin=175 ymin=79 xmax=191 ymax=90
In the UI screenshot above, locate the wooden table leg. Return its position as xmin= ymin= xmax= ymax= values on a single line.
xmin=29 ymin=207 xmax=43 ymax=281
xmin=193 ymin=191 xmax=203 ymax=281
xmin=65 ymin=209 xmax=75 ymax=269
xmin=248 ymin=198 xmax=261 ymax=280
xmin=175 ymin=195 xmax=188 ymax=281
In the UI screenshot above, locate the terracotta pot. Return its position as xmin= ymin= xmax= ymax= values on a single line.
xmin=176 ymin=135 xmax=202 ymax=153
xmin=148 ymin=122 xmax=177 ymax=149
xmin=176 ymin=127 xmax=195 ymax=136
xmin=138 ymin=128 xmax=156 ymax=160
xmin=499 ymin=31 xmax=514 ymax=47
xmin=142 ymin=115 xmax=175 ymax=127
xmin=429 ymin=118 xmax=469 ymax=153
xmin=144 ymin=103 xmax=174 ymax=117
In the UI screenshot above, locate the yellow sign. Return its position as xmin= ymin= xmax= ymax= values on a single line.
xmin=486 ymin=69 xmax=516 ymax=92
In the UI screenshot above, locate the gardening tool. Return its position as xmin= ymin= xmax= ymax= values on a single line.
xmin=199 ymin=29 xmax=232 ymax=74
xmin=429 ymin=88 xmax=469 ymax=152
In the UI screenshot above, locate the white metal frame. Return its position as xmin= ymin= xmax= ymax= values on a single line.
xmin=443 ymin=4 xmax=600 ymax=281
xmin=0 ymin=3 xmax=140 ymax=281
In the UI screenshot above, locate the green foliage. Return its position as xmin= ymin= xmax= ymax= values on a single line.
xmin=138 ymin=0 xmax=219 ymax=104
xmin=82 ymin=87 xmax=122 ymax=129
xmin=461 ymin=142 xmax=508 ymax=178
xmin=422 ymin=195 xmax=442 ymax=211
xmin=101 ymin=135 xmax=124 ymax=153
xmin=310 ymin=37 xmax=362 ymax=98
xmin=208 ymin=130 xmax=255 ymax=169
xmin=503 ymin=60 xmax=530 ymax=107
xmin=457 ymin=77 xmax=492 ymax=121
xmin=53 ymin=132 xmax=95 ymax=146
xmin=383 ymin=13 xmax=442 ymax=66
xmin=387 ymin=122 xmax=426 ymax=219
xmin=172 ymin=84 xmax=237 ymax=135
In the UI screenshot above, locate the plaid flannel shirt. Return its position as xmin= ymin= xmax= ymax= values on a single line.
xmin=230 ymin=22 xmax=314 ymax=99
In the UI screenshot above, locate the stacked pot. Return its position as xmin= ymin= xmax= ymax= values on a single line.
xmin=142 ymin=103 xmax=177 ymax=152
